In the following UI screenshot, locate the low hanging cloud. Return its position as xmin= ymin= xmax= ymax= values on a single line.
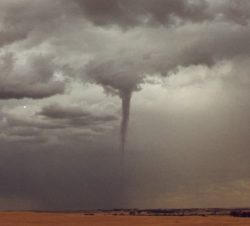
xmin=70 ymin=0 xmax=209 ymax=27
xmin=39 ymin=103 xmax=118 ymax=127
xmin=71 ymin=0 xmax=250 ymax=28
xmin=0 ymin=0 xmax=67 ymax=47
xmin=0 ymin=102 xmax=118 ymax=144
xmin=0 ymin=52 xmax=66 ymax=99
xmin=1 ymin=0 xmax=250 ymax=100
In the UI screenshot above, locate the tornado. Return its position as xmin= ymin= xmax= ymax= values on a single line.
xmin=120 ymin=90 xmax=132 ymax=154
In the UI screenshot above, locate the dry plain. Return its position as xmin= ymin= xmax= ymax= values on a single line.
xmin=0 ymin=212 xmax=250 ymax=226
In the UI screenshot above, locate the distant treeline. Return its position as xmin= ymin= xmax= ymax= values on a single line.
xmin=109 ymin=208 xmax=229 ymax=216
xmin=105 ymin=208 xmax=250 ymax=217
xmin=31 ymin=208 xmax=250 ymax=217
xmin=230 ymin=211 xmax=250 ymax=218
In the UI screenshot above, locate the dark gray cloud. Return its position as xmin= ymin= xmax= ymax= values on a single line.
xmin=0 ymin=101 xmax=118 ymax=145
xmin=85 ymin=57 xmax=144 ymax=94
xmin=71 ymin=0 xmax=210 ymax=28
xmin=215 ymin=0 xmax=250 ymax=25
xmin=71 ymin=0 xmax=250 ymax=28
xmin=0 ymin=0 xmax=67 ymax=47
xmin=84 ymin=21 xmax=250 ymax=96
xmin=0 ymin=52 xmax=66 ymax=99
xmin=39 ymin=103 xmax=118 ymax=126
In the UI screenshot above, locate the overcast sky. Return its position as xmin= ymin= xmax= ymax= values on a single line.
xmin=1 ymin=0 xmax=250 ymax=210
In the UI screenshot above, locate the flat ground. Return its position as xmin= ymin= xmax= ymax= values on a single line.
xmin=0 ymin=212 xmax=250 ymax=226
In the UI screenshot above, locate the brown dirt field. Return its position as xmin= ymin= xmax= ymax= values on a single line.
xmin=0 ymin=212 xmax=250 ymax=226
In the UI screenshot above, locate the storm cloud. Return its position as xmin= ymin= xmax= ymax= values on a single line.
xmin=0 ymin=52 xmax=66 ymax=99
xmin=0 ymin=0 xmax=250 ymax=210
xmin=39 ymin=103 xmax=118 ymax=127
xmin=71 ymin=0 xmax=250 ymax=27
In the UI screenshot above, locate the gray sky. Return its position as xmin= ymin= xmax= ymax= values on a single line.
xmin=1 ymin=0 xmax=250 ymax=210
